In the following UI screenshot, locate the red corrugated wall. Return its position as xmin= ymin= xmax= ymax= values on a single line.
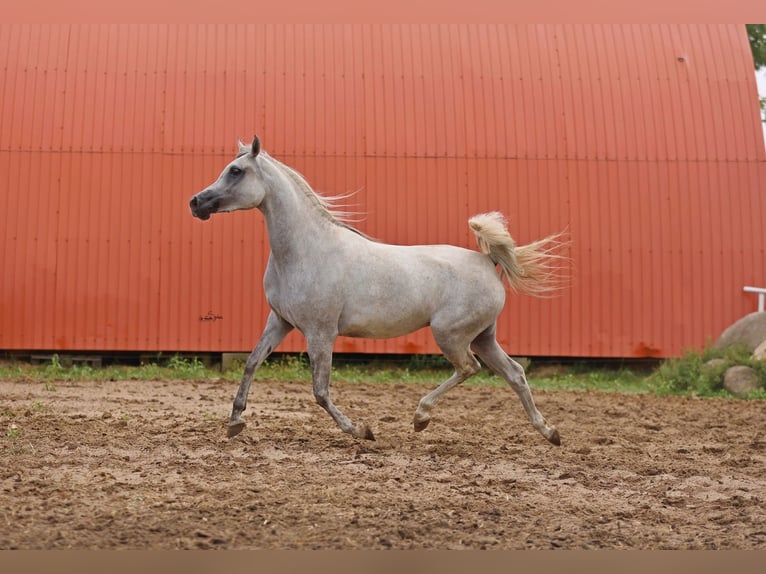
xmin=1 ymin=24 xmax=765 ymax=357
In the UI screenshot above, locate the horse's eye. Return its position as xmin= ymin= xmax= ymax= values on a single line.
xmin=229 ymin=166 xmax=243 ymax=177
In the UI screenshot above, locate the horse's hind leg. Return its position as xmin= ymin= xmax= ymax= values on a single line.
xmin=413 ymin=334 xmax=482 ymax=432
xmin=228 ymin=311 xmax=294 ymax=438
xmin=307 ymin=334 xmax=375 ymax=441
xmin=470 ymin=326 xmax=560 ymax=445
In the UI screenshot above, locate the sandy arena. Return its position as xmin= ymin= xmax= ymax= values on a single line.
xmin=1 ymin=377 xmax=765 ymax=549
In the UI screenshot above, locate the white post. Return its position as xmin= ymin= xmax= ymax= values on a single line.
xmin=743 ymin=286 xmax=766 ymax=312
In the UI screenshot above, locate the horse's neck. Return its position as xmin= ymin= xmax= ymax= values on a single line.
xmin=259 ymin=159 xmax=339 ymax=261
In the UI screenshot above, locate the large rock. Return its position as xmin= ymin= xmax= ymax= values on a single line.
xmin=714 ymin=312 xmax=766 ymax=352
xmin=723 ymin=365 xmax=762 ymax=397
xmin=753 ymin=340 xmax=766 ymax=362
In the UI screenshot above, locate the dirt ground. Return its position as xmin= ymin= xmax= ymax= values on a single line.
xmin=1 ymin=377 xmax=765 ymax=549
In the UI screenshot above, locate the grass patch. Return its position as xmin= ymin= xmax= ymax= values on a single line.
xmin=0 ymin=354 xmax=211 ymax=383
xmin=527 ymin=364 xmax=650 ymax=394
xmin=1 ymin=351 xmax=763 ymax=399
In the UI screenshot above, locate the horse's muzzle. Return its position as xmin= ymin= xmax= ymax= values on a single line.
xmin=189 ymin=193 xmax=216 ymax=220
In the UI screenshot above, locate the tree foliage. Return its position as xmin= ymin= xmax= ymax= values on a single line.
xmin=747 ymin=25 xmax=766 ymax=123
xmin=746 ymin=24 xmax=766 ymax=70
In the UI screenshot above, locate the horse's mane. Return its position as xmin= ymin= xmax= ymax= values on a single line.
xmin=260 ymin=152 xmax=372 ymax=240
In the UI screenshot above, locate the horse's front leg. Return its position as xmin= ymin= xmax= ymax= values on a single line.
xmin=307 ymin=335 xmax=375 ymax=441
xmin=228 ymin=311 xmax=294 ymax=438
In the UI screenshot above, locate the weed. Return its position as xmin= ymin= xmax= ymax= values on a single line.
xmin=259 ymin=354 xmax=312 ymax=381
xmin=6 ymin=424 xmax=21 ymax=440
xmin=40 ymin=353 xmax=66 ymax=378
xmin=69 ymin=364 xmax=95 ymax=380
xmin=167 ymin=355 xmax=206 ymax=379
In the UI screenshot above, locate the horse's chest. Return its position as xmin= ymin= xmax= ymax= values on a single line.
xmin=263 ymin=266 xmax=340 ymax=326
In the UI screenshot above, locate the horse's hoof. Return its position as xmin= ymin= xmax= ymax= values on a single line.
xmin=354 ymin=424 xmax=376 ymax=441
xmin=548 ymin=428 xmax=561 ymax=446
xmin=413 ymin=418 xmax=430 ymax=432
xmin=227 ymin=420 xmax=246 ymax=438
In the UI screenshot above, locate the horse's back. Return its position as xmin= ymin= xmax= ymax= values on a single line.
xmin=359 ymin=240 xmax=502 ymax=295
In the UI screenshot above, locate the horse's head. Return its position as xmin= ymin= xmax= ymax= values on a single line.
xmin=189 ymin=136 xmax=266 ymax=220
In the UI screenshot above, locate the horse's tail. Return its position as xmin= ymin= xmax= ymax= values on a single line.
xmin=468 ymin=211 xmax=569 ymax=297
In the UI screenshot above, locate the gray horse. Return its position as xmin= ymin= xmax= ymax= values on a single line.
xmin=190 ymin=137 xmax=566 ymax=446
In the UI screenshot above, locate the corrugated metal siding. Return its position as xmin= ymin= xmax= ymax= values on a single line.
xmin=1 ymin=24 xmax=764 ymax=357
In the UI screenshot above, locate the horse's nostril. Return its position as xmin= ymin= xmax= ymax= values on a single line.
xmin=190 ymin=196 xmax=199 ymax=209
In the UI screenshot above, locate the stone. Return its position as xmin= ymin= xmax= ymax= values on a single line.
xmin=753 ymin=340 xmax=766 ymax=362
xmin=714 ymin=312 xmax=766 ymax=352
xmin=701 ymin=358 xmax=726 ymax=373
xmin=723 ymin=365 xmax=762 ymax=397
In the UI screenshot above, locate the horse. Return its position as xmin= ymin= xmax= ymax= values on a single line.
xmin=189 ymin=136 xmax=566 ymax=446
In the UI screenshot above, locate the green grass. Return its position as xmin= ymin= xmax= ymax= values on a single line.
xmin=0 ymin=353 xmax=209 ymax=383
xmin=526 ymin=365 xmax=650 ymax=394
xmin=0 ymin=351 xmax=763 ymax=398
xmin=234 ymin=354 xmax=653 ymax=393
xmin=0 ymin=353 xmax=652 ymax=393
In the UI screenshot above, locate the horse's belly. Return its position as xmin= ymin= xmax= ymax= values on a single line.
xmin=337 ymin=302 xmax=431 ymax=339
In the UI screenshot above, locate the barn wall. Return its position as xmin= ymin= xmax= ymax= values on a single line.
xmin=1 ymin=24 xmax=764 ymax=357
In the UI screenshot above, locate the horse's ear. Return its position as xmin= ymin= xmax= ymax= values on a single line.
xmin=251 ymin=136 xmax=260 ymax=157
